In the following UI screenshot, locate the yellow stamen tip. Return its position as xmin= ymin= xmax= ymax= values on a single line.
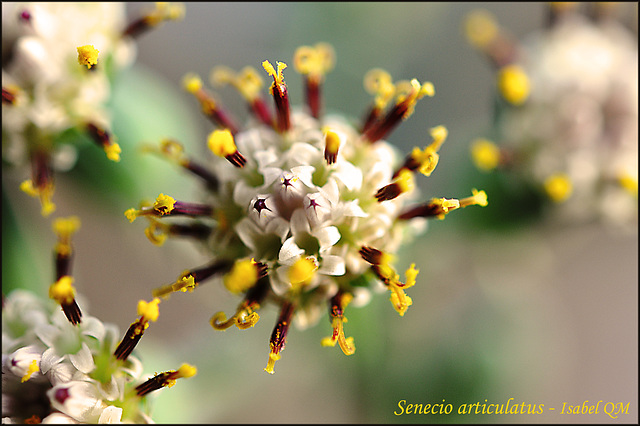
xmin=176 ymin=363 xmax=197 ymax=378
xmin=405 ymin=263 xmax=419 ymax=288
xmin=364 ymin=68 xmax=396 ymax=109
xmin=288 ymin=257 xmax=318 ymax=288
xmin=224 ymin=259 xmax=259 ymax=294
xmin=465 ymin=9 xmax=499 ymax=48
xmin=618 ymin=172 xmax=638 ymax=195
xmin=137 ymin=298 xmax=161 ymax=322
xmin=104 ymin=142 xmax=121 ymax=162
xmin=207 ymin=129 xmax=237 ymax=158
xmin=77 ymin=45 xmax=99 ymax=68
xmin=544 ymin=173 xmax=573 ymax=203
xmin=154 ymin=193 xmax=176 ymax=215
xmin=124 ymin=208 xmax=139 ymax=223
xmin=182 ymin=73 xmax=203 ymax=94
xmin=324 ymin=130 xmax=341 ymax=153
xmin=498 ymin=64 xmax=530 ymax=105
xmin=471 ymin=138 xmax=501 ymax=171
xmin=264 ymin=352 xmax=281 ymax=375
xmin=395 ymin=169 xmax=415 ymax=194
xmin=53 ymin=216 xmax=81 ymax=238
xmin=293 ymin=42 xmax=335 ymax=80
xmin=49 ymin=276 xmax=75 ymax=305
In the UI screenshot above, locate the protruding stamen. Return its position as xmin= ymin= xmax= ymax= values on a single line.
xmin=152 ymin=260 xmax=233 ymax=299
xmin=464 ymin=9 xmax=519 ymax=69
xmin=135 ymin=363 xmax=196 ymax=397
xmin=52 ymin=216 xmax=80 ymax=279
xmin=498 ymin=64 xmax=530 ymax=105
xmin=207 ymin=129 xmax=246 ymax=168
xmin=125 ymin=193 xmax=214 ymax=223
xmin=394 ymin=125 xmax=448 ymax=178
xmin=544 ymin=174 xmax=573 ymax=203
xmin=361 ymin=69 xmax=396 ymax=133
xmin=321 ymin=292 xmax=355 ymax=355
xmin=323 ymin=129 xmax=342 ymax=165
xmin=264 ymin=300 xmax=296 ymax=375
xmin=114 ymin=298 xmax=161 ymax=361
xmin=2 ymin=86 xmax=18 ymax=104
xmin=363 ymin=78 xmax=434 ymax=143
xmin=182 ymin=73 xmax=240 ymax=134
xmin=143 ymin=217 xmax=212 ymax=246
xmin=459 ymin=188 xmax=489 ymax=208
xmin=262 ymin=60 xmax=290 ymax=132
xmin=86 ymin=123 xmax=121 ymax=162
xmin=211 ymin=66 xmax=274 ymax=127
xmin=293 ymin=42 xmax=335 ymax=118
xmin=375 ymin=169 xmax=414 ymax=202
xmin=49 ymin=276 xmax=82 ymax=326
xmin=123 ymin=2 xmax=185 ymax=39
xmin=398 ymin=189 xmax=487 ymax=220
xmin=20 ymin=150 xmax=55 ymax=216
xmin=77 ymin=45 xmax=99 ymax=70
xmin=211 ymin=275 xmax=270 ymax=331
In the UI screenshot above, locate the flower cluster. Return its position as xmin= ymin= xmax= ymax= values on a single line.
xmin=126 ymin=43 xmax=487 ymax=374
xmin=1 ymin=2 xmax=184 ymax=216
xmin=465 ymin=3 xmax=638 ymax=228
xmin=2 ymin=217 xmax=196 ymax=423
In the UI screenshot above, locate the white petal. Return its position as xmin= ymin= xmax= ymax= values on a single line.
xmin=40 ymin=347 xmax=63 ymax=375
xmin=290 ymin=165 xmax=316 ymax=188
xmin=41 ymin=412 xmax=78 ymax=424
xmin=69 ymin=342 xmax=94 ymax=374
xmin=80 ymin=317 xmax=105 ymax=341
xmin=318 ymin=255 xmax=346 ymax=276
xmin=271 ymin=269 xmax=292 ymax=296
xmin=265 ymin=217 xmax=291 ymax=242
xmin=278 ymin=237 xmax=304 ymax=263
xmin=340 ymin=200 xmax=368 ymax=217
xmin=98 ymin=406 xmax=123 ymax=424
xmin=334 ymin=161 xmax=363 ymax=191
xmin=235 ymin=218 xmax=259 ymax=250
xmin=314 ymin=226 xmax=341 ymax=249
xmin=35 ymin=324 xmax=59 ymax=347
xmin=289 ymin=208 xmax=311 ymax=235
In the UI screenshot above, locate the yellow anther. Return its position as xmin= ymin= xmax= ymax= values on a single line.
xmin=77 ymin=45 xmax=99 ymax=69
xmin=153 ymin=193 xmax=176 ymax=215
xmin=173 ymin=274 xmax=197 ymax=293
xmin=104 ymin=142 xmax=121 ymax=162
xmin=404 ymin=263 xmax=419 ymax=288
xmin=471 ymin=138 xmax=501 ymax=171
xmin=53 ymin=216 xmax=81 ymax=239
xmin=264 ymin=352 xmax=281 ymax=375
xmin=262 ymin=60 xmax=287 ymax=92
xmin=21 ymin=359 xmax=39 ymax=383
xmin=288 ymin=257 xmax=318 ymax=288
xmin=144 ymin=220 xmax=168 ymax=246
xmin=364 ymin=68 xmax=396 ymax=109
xmin=464 ymin=9 xmax=499 ymax=48
xmin=498 ymin=64 xmax=530 ymax=105
xmin=293 ymin=42 xmax=335 ymax=81
xmin=430 ymin=197 xmax=461 ymax=220
xmin=207 ymin=129 xmax=237 ymax=158
xmin=124 ymin=208 xmax=139 ymax=223
xmin=395 ymin=169 xmax=415 ymax=194
xmin=176 ymin=363 xmax=197 ymax=378
xmin=211 ymin=66 xmax=264 ymax=101
xmin=324 ymin=130 xmax=341 ymax=154
xmin=390 ymin=289 xmax=413 ymax=317
xmin=544 ymin=173 xmax=573 ymax=203
xmin=147 ymin=2 xmax=185 ymax=25
xmin=182 ymin=73 xmax=203 ymax=94
xmin=618 ymin=171 xmax=638 ymax=195
xmin=394 ymin=79 xmax=434 ymax=118
xmin=49 ymin=276 xmax=75 ymax=305
xmin=137 ymin=298 xmax=161 ymax=323
xmin=20 ymin=179 xmax=56 ymax=216
xmin=460 ymin=188 xmax=488 ymax=208
xmin=224 ymin=259 xmax=259 ymax=294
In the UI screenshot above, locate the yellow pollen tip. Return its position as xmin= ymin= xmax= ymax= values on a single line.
xmin=464 ymin=9 xmax=499 ymax=48
xmin=288 ymin=257 xmax=318 ymax=287
xmin=124 ymin=208 xmax=139 ymax=223
xmin=264 ymin=352 xmax=281 ymax=375
xmin=471 ymin=138 xmax=501 ymax=171
xmin=405 ymin=263 xmax=419 ymax=288
xmin=211 ymin=66 xmax=264 ymax=101
xmin=77 ymin=45 xmax=99 ymax=68
xmin=390 ymin=291 xmax=413 ymax=316
xmin=137 ymin=298 xmax=161 ymax=322
xmin=53 ymin=216 xmax=81 ymax=238
xmin=176 ymin=363 xmax=197 ymax=378
xmin=104 ymin=142 xmax=121 ymax=162
xmin=429 ymin=125 xmax=448 ymax=150
xmin=461 ymin=188 xmax=489 ymax=207
xmin=207 ymin=129 xmax=237 ymax=158
xmin=544 ymin=173 xmax=573 ymax=203
xmin=182 ymin=73 xmax=203 ymax=93
xmin=364 ymin=68 xmax=396 ymax=108
xmin=20 ymin=179 xmax=56 ymax=216
xmin=224 ymin=259 xmax=259 ymax=294
xmin=21 ymin=359 xmax=39 ymax=383
xmin=19 ymin=179 xmax=37 ymax=197
xmin=498 ymin=65 xmax=530 ymax=105
xmin=618 ymin=172 xmax=638 ymax=195
xmin=262 ymin=60 xmax=287 ymax=85
xmin=49 ymin=276 xmax=75 ymax=305
xmin=324 ymin=130 xmax=341 ymax=153
xmin=293 ymin=42 xmax=335 ymax=80
xmin=153 ymin=193 xmax=176 ymax=215
xmin=395 ymin=169 xmax=415 ymax=194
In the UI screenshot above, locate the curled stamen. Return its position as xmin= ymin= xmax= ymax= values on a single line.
xmin=393 ymin=125 xmax=448 ymax=178
xmin=211 ymin=275 xmax=270 ymax=331
xmin=264 ymin=300 xmax=296 ymax=375
xmin=114 ymin=298 xmax=161 ymax=361
xmin=144 ymin=217 xmax=212 ymax=246
xmin=125 ymin=193 xmax=214 ymax=222
xmin=207 ymin=129 xmax=246 ymax=168
xmin=262 ymin=60 xmax=290 ymax=132
xmin=321 ymin=292 xmax=355 ymax=355
xmin=86 ymin=123 xmax=121 ymax=162
xmin=183 ymin=73 xmax=240 ymax=134
xmin=135 ymin=363 xmax=196 ymax=397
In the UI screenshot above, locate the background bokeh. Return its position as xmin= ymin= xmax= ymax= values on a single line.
xmin=2 ymin=2 xmax=637 ymax=423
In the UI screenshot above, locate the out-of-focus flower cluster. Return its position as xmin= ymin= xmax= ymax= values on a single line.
xmin=126 ymin=43 xmax=487 ymax=374
xmin=2 ymin=217 xmax=196 ymax=424
xmin=2 ymin=2 xmax=184 ymax=216
xmin=465 ymin=3 xmax=638 ymax=228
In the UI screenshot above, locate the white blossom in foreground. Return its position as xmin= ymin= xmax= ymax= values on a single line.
xmin=466 ymin=3 xmax=638 ymax=229
xmin=1 ymin=2 xmax=184 ymax=216
xmin=126 ymin=43 xmax=487 ymax=374
xmin=2 ymin=217 xmax=196 ymax=424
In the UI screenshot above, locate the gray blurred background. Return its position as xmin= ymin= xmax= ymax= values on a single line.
xmin=2 ymin=2 xmax=637 ymax=423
